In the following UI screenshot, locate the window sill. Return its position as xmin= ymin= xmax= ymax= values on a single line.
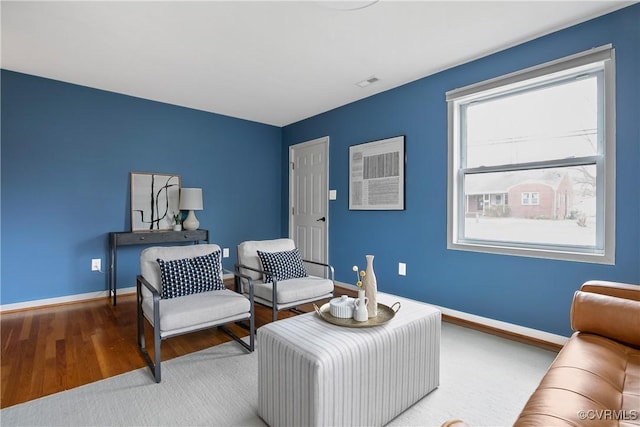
xmin=447 ymin=240 xmax=614 ymax=265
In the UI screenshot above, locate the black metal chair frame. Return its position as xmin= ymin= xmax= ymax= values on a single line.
xmin=136 ymin=270 xmax=255 ymax=383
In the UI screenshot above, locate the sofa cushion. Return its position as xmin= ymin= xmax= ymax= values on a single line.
xmin=571 ymin=290 xmax=640 ymax=347
xmin=257 ymin=248 xmax=308 ymax=284
xmin=581 ymin=280 xmax=640 ymax=301
xmin=157 ymin=250 xmax=224 ymax=299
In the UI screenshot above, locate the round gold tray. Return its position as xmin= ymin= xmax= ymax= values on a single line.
xmin=313 ymin=301 xmax=401 ymax=328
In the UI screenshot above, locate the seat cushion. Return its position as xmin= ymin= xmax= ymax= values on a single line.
xmin=254 ymin=276 xmax=334 ymax=305
xmin=157 ymin=250 xmax=224 ymax=299
xmin=142 ymin=288 xmax=250 ymax=333
xmin=257 ymin=248 xmax=308 ymax=284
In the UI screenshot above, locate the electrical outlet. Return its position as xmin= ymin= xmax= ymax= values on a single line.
xmin=398 ymin=262 xmax=406 ymax=276
xmin=91 ymin=258 xmax=102 ymax=272
xmin=223 ymin=248 xmax=230 ymax=258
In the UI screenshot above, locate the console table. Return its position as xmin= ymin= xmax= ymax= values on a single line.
xmin=108 ymin=229 xmax=209 ymax=305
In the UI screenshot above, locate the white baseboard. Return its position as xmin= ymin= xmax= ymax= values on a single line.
xmin=0 ymin=287 xmax=136 ymax=313
xmin=334 ymin=281 xmax=568 ymax=347
xmin=1 ymin=274 xmax=239 ymax=313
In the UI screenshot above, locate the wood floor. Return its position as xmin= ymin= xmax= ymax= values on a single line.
xmin=1 ymin=287 xmax=559 ymax=410
xmin=0 ymin=291 xmax=329 ymax=409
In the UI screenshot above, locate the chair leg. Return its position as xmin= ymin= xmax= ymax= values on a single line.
xmin=249 ymin=321 xmax=255 ymax=351
xmin=219 ymin=324 xmax=254 ymax=352
xmin=237 ymin=305 xmax=256 ymax=351
xmin=137 ymin=290 xmax=162 ymax=382
xmin=153 ymin=322 xmax=161 ymax=382
xmin=137 ymin=286 xmax=144 ymax=349
xmin=138 ymin=320 xmax=162 ymax=382
xmin=271 ymin=280 xmax=278 ymax=322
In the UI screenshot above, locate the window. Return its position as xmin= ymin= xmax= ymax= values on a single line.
xmin=521 ymin=192 xmax=539 ymax=206
xmin=447 ymin=45 xmax=615 ymax=264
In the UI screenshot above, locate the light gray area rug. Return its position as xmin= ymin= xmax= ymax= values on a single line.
xmin=1 ymin=322 xmax=557 ymax=427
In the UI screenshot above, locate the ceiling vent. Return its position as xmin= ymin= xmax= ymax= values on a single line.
xmin=356 ymin=76 xmax=380 ymax=88
xmin=318 ymin=1 xmax=379 ymax=11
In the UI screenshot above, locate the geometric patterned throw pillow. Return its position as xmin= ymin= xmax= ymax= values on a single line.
xmin=257 ymin=248 xmax=308 ymax=284
xmin=157 ymin=250 xmax=224 ymax=299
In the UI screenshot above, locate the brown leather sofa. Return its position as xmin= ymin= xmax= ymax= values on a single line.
xmin=515 ymin=280 xmax=640 ymax=426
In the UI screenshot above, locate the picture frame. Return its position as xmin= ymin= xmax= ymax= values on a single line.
xmin=130 ymin=172 xmax=181 ymax=231
xmin=349 ymin=135 xmax=405 ymax=210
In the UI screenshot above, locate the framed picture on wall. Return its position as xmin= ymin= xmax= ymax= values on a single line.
xmin=349 ymin=135 xmax=405 ymax=210
xmin=130 ymin=172 xmax=181 ymax=231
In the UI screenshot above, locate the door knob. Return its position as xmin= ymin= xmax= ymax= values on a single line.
xmin=316 ymin=216 xmax=326 ymax=222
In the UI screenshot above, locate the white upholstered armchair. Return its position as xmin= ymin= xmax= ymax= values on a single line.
xmin=137 ymin=244 xmax=254 ymax=382
xmin=235 ymin=238 xmax=334 ymax=322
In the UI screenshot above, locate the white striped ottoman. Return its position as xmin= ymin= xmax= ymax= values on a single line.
xmin=258 ymin=292 xmax=441 ymax=427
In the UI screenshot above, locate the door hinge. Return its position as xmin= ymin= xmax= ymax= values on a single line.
xmin=291 ymin=207 xmax=295 ymax=215
xmin=291 ymin=161 xmax=295 ymax=170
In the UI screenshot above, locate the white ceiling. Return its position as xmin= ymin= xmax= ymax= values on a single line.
xmin=1 ymin=1 xmax=634 ymax=126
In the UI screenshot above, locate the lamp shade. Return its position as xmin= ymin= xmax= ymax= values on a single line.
xmin=179 ymin=188 xmax=203 ymax=211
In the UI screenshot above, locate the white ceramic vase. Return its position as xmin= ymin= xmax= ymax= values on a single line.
xmin=363 ymin=254 xmax=378 ymax=318
xmin=353 ymin=289 xmax=369 ymax=322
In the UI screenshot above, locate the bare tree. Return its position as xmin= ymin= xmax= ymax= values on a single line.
xmin=574 ymin=166 xmax=596 ymax=197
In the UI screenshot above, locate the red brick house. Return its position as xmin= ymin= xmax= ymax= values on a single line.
xmin=466 ymin=170 xmax=573 ymax=219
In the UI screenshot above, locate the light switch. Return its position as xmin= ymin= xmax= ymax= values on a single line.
xmin=223 ymin=248 xmax=230 ymax=258
xmin=329 ymin=190 xmax=337 ymax=200
xmin=398 ymin=262 xmax=406 ymax=276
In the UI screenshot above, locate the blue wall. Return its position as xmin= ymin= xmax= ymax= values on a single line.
xmin=282 ymin=5 xmax=640 ymax=336
xmin=2 ymin=5 xmax=638 ymax=337
xmin=1 ymin=71 xmax=282 ymax=305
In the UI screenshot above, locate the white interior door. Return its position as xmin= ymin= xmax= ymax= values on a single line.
xmin=289 ymin=137 xmax=329 ymax=277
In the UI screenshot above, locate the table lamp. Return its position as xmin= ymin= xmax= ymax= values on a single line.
xmin=179 ymin=188 xmax=203 ymax=231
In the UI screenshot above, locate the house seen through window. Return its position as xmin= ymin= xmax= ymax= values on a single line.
xmin=447 ymin=45 xmax=615 ymax=264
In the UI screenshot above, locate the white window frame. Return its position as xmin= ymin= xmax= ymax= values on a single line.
xmin=447 ymin=45 xmax=616 ymax=264
xmin=521 ymin=192 xmax=539 ymax=206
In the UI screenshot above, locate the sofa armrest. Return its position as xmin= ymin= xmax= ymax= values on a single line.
xmin=580 ymin=280 xmax=640 ymax=301
xmin=571 ymin=289 xmax=640 ymax=347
